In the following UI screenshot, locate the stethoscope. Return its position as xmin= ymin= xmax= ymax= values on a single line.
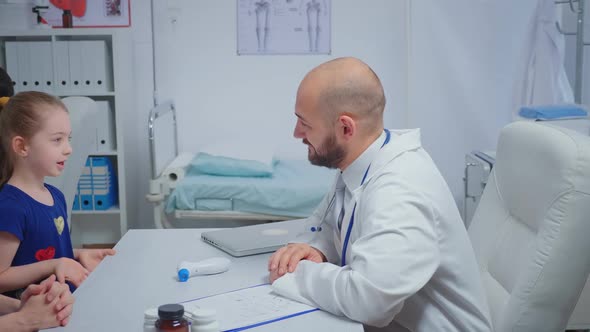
xmin=309 ymin=129 xmax=391 ymax=266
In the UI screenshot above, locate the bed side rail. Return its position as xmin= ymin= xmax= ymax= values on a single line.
xmin=148 ymin=100 xmax=178 ymax=180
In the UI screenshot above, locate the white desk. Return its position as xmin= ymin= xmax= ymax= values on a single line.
xmin=49 ymin=229 xmax=363 ymax=331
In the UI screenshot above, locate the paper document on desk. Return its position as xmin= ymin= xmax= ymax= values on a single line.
xmin=182 ymin=284 xmax=318 ymax=331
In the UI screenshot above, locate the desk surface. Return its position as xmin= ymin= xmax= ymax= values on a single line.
xmin=50 ymin=229 xmax=362 ymax=331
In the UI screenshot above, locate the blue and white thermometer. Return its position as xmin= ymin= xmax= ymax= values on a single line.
xmin=177 ymin=257 xmax=231 ymax=282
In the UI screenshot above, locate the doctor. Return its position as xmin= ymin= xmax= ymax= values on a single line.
xmin=268 ymin=57 xmax=492 ymax=331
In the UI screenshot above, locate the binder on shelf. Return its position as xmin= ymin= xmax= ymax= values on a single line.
xmin=80 ymin=40 xmax=112 ymax=92
xmin=54 ymin=41 xmax=71 ymax=93
xmin=79 ymin=187 xmax=94 ymax=210
xmin=72 ymin=157 xmax=118 ymax=211
xmin=95 ymin=101 xmax=116 ymax=152
xmin=29 ymin=42 xmax=53 ymax=93
xmin=67 ymin=41 xmax=84 ymax=93
xmin=5 ymin=42 xmax=20 ymax=92
xmin=93 ymin=185 xmax=117 ymax=210
xmin=72 ymin=192 xmax=80 ymax=210
xmin=17 ymin=42 xmax=32 ymax=92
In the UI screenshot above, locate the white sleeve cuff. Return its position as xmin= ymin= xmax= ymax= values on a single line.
xmin=271 ymin=267 xmax=315 ymax=307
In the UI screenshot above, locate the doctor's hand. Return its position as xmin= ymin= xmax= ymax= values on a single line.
xmin=268 ymin=243 xmax=326 ymax=283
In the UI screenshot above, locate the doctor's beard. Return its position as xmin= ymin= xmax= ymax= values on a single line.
xmin=304 ymin=133 xmax=345 ymax=169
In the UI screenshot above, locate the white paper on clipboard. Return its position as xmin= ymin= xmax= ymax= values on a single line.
xmin=182 ymin=284 xmax=318 ymax=331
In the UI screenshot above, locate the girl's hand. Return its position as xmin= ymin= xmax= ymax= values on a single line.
xmin=55 ymin=258 xmax=89 ymax=287
xmin=18 ymin=287 xmax=61 ymax=330
xmin=77 ymin=249 xmax=116 ymax=272
xmin=20 ymin=274 xmax=75 ymax=326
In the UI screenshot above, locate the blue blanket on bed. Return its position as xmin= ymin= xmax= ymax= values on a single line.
xmin=165 ymin=159 xmax=336 ymax=217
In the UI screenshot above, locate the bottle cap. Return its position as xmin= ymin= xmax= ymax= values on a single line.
xmin=158 ymin=304 xmax=185 ymax=320
xmin=144 ymin=307 xmax=158 ymax=320
xmin=178 ymin=268 xmax=190 ymax=282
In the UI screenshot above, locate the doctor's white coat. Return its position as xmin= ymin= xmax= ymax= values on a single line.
xmin=272 ymin=129 xmax=492 ymax=331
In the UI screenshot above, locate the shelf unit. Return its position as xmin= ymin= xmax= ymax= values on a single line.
xmin=0 ymin=28 xmax=132 ymax=246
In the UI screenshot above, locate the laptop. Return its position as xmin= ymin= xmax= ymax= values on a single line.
xmin=201 ymin=219 xmax=305 ymax=257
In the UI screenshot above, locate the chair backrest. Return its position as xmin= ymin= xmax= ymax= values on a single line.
xmin=45 ymin=96 xmax=98 ymax=224
xmin=468 ymin=121 xmax=590 ymax=331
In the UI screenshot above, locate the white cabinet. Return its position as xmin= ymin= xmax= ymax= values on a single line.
xmin=0 ymin=29 xmax=132 ymax=246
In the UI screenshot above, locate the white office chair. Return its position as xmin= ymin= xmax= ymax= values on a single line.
xmin=468 ymin=121 xmax=590 ymax=331
xmin=46 ymin=96 xmax=98 ymax=227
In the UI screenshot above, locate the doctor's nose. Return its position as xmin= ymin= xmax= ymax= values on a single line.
xmin=294 ymin=120 xmax=305 ymax=139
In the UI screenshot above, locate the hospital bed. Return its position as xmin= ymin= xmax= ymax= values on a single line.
xmin=146 ymin=101 xmax=335 ymax=228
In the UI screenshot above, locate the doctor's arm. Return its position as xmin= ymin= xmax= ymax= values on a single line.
xmin=272 ymin=179 xmax=440 ymax=327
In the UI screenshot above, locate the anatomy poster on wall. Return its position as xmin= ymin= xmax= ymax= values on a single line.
xmin=43 ymin=0 xmax=131 ymax=28
xmin=237 ymin=0 xmax=331 ymax=55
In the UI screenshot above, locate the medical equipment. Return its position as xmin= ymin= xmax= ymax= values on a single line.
xmin=309 ymin=191 xmax=336 ymax=232
xmin=156 ymin=304 xmax=190 ymax=332
xmin=143 ymin=308 xmax=159 ymax=332
xmin=146 ymin=101 xmax=334 ymax=229
xmin=177 ymin=257 xmax=231 ymax=282
xmin=555 ymin=0 xmax=589 ymax=103
xmin=184 ymin=306 xmax=220 ymax=332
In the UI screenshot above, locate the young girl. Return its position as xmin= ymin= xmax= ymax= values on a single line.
xmin=0 ymin=91 xmax=115 ymax=297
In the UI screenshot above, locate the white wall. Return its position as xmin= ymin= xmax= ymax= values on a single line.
xmin=152 ymin=0 xmax=407 ymax=155
xmin=129 ymin=0 xmax=409 ymax=229
xmin=0 ymin=3 xmax=32 ymax=30
xmin=408 ymin=0 xmax=539 ymax=208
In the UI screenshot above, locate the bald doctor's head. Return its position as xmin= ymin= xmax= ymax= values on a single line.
xmin=293 ymin=57 xmax=386 ymax=170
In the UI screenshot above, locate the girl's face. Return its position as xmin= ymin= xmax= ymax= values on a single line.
xmin=24 ymin=106 xmax=72 ymax=178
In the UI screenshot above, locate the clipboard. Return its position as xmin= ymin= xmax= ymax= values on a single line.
xmin=181 ymin=283 xmax=319 ymax=331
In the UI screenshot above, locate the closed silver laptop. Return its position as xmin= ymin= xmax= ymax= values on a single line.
xmin=201 ymin=219 xmax=305 ymax=257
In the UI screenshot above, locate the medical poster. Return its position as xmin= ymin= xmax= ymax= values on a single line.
xmin=43 ymin=0 xmax=131 ymax=28
xmin=237 ymin=0 xmax=331 ymax=55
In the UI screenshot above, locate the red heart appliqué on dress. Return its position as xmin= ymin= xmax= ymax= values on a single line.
xmin=35 ymin=246 xmax=56 ymax=261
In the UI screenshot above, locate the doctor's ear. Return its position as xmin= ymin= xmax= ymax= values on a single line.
xmin=337 ymin=115 xmax=356 ymax=139
xmin=11 ymin=136 xmax=29 ymax=157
